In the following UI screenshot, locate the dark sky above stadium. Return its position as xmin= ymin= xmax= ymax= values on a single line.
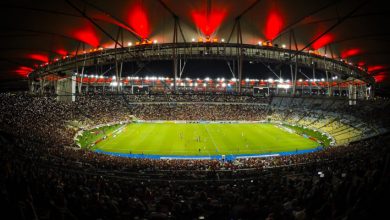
xmin=0 ymin=0 xmax=389 ymax=87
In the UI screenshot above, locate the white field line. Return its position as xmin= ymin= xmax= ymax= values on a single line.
xmin=204 ymin=124 xmax=220 ymax=153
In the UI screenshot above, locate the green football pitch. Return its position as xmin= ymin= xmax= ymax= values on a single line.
xmin=79 ymin=122 xmax=321 ymax=156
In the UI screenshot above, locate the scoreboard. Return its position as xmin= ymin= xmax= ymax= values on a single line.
xmin=132 ymin=85 xmax=149 ymax=94
xmin=253 ymin=87 xmax=269 ymax=96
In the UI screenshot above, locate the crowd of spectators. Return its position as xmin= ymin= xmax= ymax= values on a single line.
xmin=1 ymin=129 xmax=389 ymax=219
xmin=123 ymin=93 xmax=269 ymax=103
xmin=0 ymin=92 xmax=389 ymax=219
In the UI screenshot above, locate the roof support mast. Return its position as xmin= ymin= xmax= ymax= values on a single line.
xmin=114 ymin=27 xmax=124 ymax=93
xmin=227 ymin=0 xmax=263 ymax=93
xmin=157 ymin=0 xmax=187 ymax=93
xmin=237 ymin=19 xmax=243 ymax=93
xmin=173 ymin=18 xmax=178 ymax=93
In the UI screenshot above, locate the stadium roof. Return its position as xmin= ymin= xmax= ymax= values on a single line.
xmin=1 ymin=0 xmax=389 ymax=89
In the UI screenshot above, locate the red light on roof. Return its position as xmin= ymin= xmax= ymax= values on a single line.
xmin=374 ymin=72 xmax=387 ymax=82
xmin=368 ymin=65 xmax=384 ymax=73
xmin=55 ymin=49 xmax=68 ymax=56
xmin=312 ymin=34 xmax=333 ymax=50
xmin=13 ymin=66 xmax=33 ymax=77
xmin=73 ymin=24 xmax=100 ymax=47
xmin=128 ymin=4 xmax=150 ymax=39
xmin=192 ymin=9 xmax=226 ymax=36
xmin=341 ymin=48 xmax=361 ymax=59
xmin=28 ymin=53 xmax=49 ymax=63
xmin=264 ymin=11 xmax=283 ymax=40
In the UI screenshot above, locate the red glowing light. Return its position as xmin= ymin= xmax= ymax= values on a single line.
xmin=13 ymin=66 xmax=33 ymax=77
xmin=27 ymin=54 xmax=49 ymax=63
xmin=312 ymin=34 xmax=333 ymax=50
xmin=374 ymin=72 xmax=387 ymax=82
xmin=358 ymin=61 xmax=365 ymax=66
xmin=128 ymin=4 xmax=150 ymax=39
xmin=73 ymin=24 xmax=100 ymax=47
xmin=264 ymin=11 xmax=283 ymax=40
xmin=341 ymin=48 xmax=361 ymax=59
xmin=368 ymin=65 xmax=384 ymax=73
xmin=192 ymin=9 xmax=226 ymax=36
xmin=55 ymin=49 xmax=68 ymax=56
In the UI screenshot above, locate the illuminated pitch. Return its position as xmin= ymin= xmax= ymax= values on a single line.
xmin=77 ymin=122 xmax=327 ymax=158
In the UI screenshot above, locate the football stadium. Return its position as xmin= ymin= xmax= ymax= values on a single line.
xmin=1 ymin=0 xmax=390 ymax=219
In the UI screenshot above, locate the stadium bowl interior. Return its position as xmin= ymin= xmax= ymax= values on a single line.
xmin=1 ymin=0 xmax=390 ymax=219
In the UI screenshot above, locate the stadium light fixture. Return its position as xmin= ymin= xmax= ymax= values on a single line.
xmin=128 ymin=42 xmax=132 ymax=46
xmin=279 ymin=78 xmax=283 ymax=83
xmin=205 ymin=77 xmax=210 ymax=81
xmin=299 ymin=79 xmax=303 ymax=82
xmin=282 ymin=44 xmax=286 ymax=49
xmin=221 ymin=38 xmax=225 ymax=42
xmin=203 ymin=83 xmax=207 ymax=87
xmin=153 ymin=40 xmax=158 ymax=44
xmin=258 ymin=41 xmax=262 ymax=46
xmin=192 ymin=38 xmax=195 ymax=42
xmin=277 ymin=84 xmax=290 ymax=89
xmin=268 ymin=78 xmax=273 ymax=83
xmin=231 ymin=78 xmax=237 ymax=82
